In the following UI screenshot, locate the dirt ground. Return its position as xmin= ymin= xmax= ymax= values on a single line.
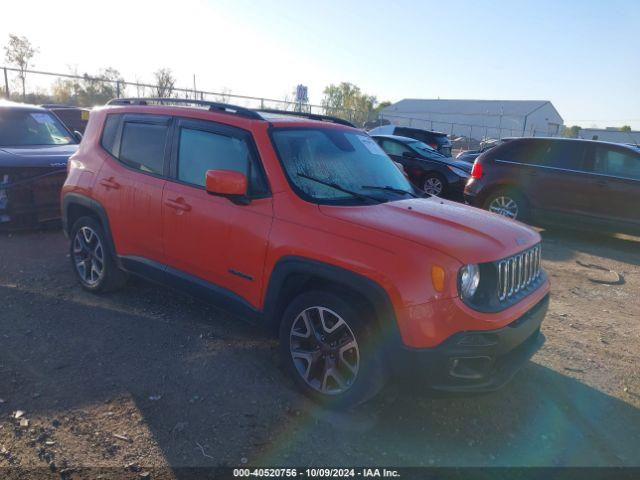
xmin=0 ymin=226 xmax=639 ymax=477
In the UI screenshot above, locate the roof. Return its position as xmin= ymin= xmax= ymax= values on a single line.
xmin=507 ymin=136 xmax=640 ymax=151
xmin=0 ymin=100 xmax=47 ymax=112
xmin=382 ymin=99 xmax=563 ymax=123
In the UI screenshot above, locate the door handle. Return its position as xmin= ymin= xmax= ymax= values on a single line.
xmin=99 ymin=177 xmax=120 ymax=190
xmin=164 ymin=197 xmax=192 ymax=212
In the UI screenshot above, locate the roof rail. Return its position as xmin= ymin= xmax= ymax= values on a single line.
xmin=257 ymin=109 xmax=356 ymax=127
xmin=107 ymin=97 xmax=264 ymax=120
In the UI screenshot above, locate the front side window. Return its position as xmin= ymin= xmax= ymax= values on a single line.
xmin=0 ymin=109 xmax=75 ymax=147
xmin=119 ymin=122 xmax=168 ymax=174
xmin=177 ymin=127 xmax=267 ymax=194
xmin=594 ymin=146 xmax=640 ymax=180
xmin=272 ymin=128 xmax=413 ymax=204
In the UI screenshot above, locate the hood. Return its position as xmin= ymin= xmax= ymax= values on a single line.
xmin=0 ymin=144 xmax=77 ymax=168
xmin=319 ymin=198 xmax=540 ymax=264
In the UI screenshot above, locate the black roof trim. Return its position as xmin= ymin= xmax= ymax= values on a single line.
xmin=107 ymin=97 xmax=264 ymax=120
xmin=257 ymin=109 xmax=356 ymax=128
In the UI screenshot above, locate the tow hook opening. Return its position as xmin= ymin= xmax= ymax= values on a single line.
xmin=449 ymin=356 xmax=494 ymax=379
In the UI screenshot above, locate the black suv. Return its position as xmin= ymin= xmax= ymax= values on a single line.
xmin=368 ymin=125 xmax=452 ymax=156
xmin=464 ymin=137 xmax=640 ymax=234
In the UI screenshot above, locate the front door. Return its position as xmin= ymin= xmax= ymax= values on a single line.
xmin=162 ymin=117 xmax=273 ymax=308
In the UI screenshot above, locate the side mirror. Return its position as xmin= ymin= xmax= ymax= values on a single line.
xmin=205 ymin=169 xmax=249 ymax=204
xmin=73 ymin=130 xmax=83 ymax=143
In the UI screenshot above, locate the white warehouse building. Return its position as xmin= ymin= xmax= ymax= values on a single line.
xmin=379 ymin=99 xmax=564 ymax=140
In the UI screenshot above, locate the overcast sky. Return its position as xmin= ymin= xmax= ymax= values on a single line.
xmin=2 ymin=0 xmax=639 ymax=128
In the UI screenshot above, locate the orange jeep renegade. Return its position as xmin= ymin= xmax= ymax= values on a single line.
xmin=62 ymin=98 xmax=549 ymax=407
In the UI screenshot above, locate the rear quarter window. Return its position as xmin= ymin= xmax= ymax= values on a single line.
xmin=101 ymin=114 xmax=122 ymax=156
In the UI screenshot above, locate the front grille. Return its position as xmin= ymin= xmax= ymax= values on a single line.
xmin=497 ymin=244 xmax=542 ymax=302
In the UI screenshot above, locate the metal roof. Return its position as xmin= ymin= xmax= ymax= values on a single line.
xmin=382 ymin=99 xmax=563 ymax=123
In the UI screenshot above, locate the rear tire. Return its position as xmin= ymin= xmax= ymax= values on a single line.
xmin=279 ymin=290 xmax=387 ymax=409
xmin=483 ymin=188 xmax=529 ymax=221
xmin=69 ymin=216 xmax=127 ymax=293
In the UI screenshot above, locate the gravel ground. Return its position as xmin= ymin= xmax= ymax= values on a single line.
xmin=0 ymin=227 xmax=639 ymax=477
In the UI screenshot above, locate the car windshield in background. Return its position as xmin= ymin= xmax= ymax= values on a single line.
xmin=0 ymin=110 xmax=75 ymax=147
xmin=409 ymin=140 xmax=446 ymax=158
xmin=272 ymin=128 xmax=414 ymax=204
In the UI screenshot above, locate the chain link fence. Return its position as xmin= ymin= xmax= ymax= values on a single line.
xmin=2 ymin=66 xmax=547 ymax=152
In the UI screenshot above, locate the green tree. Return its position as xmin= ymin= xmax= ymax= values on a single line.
xmin=321 ymin=82 xmax=379 ymax=126
xmin=620 ymin=125 xmax=632 ymax=132
xmin=373 ymin=100 xmax=392 ymax=115
xmin=562 ymin=125 xmax=582 ymax=138
xmin=4 ymin=34 xmax=37 ymax=99
xmin=51 ymin=67 xmax=124 ymax=106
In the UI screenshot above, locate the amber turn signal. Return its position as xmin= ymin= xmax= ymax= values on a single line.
xmin=431 ymin=265 xmax=446 ymax=292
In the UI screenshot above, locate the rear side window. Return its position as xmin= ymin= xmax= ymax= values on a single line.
xmin=177 ymin=127 xmax=268 ymax=195
xmin=594 ymin=146 xmax=640 ymax=180
xmin=540 ymin=141 xmax=587 ymax=170
xmin=396 ymin=127 xmax=430 ymax=144
xmin=499 ymin=140 xmax=586 ymax=170
xmin=119 ymin=123 xmax=168 ymax=175
xmin=379 ymin=139 xmax=412 ymax=156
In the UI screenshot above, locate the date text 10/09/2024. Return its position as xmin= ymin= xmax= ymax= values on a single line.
xmin=233 ymin=468 xmax=401 ymax=478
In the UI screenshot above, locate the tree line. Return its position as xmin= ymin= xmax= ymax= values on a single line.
xmin=2 ymin=34 xmax=390 ymax=125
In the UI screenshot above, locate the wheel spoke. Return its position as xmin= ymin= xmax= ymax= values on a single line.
xmin=319 ymin=308 xmax=345 ymax=335
xmin=291 ymin=349 xmax=315 ymax=381
xmin=291 ymin=311 xmax=312 ymax=338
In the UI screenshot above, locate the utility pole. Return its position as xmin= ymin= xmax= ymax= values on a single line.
xmin=3 ymin=67 xmax=9 ymax=99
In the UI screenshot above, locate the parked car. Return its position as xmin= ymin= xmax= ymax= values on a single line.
xmin=62 ymin=98 xmax=549 ymax=407
xmin=464 ymin=137 xmax=640 ymax=234
xmin=372 ymin=134 xmax=471 ymax=197
xmin=0 ymin=101 xmax=79 ymax=228
xmin=42 ymin=104 xmax=90 ymax=134
xmin=368 ymin=125 xmax=453 ymax=156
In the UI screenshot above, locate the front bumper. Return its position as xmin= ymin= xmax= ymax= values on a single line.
xmin=392 ymin=294 xmax=548 ymax=392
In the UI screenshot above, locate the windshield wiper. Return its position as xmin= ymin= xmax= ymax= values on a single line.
xmin=361 ymin=185 xmax=422 ymax=198
xmin=297 ymin=173 xmax=380 ymax=203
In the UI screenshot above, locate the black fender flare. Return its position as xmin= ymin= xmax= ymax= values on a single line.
xmin=263 ymin=256 xmax=402 ymax=347
xmin=62 ymin=193 xmax=118 ymax=260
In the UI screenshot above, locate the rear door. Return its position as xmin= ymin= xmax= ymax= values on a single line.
xmin=95 ymin=113 xmax=170 ymax=262
xmin=497 ymin=140 xmax=591 ymax=220
xmin=589 ymin=144 xmax=640 ymax=229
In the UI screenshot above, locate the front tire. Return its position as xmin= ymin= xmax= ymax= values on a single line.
xmin=70 ymin=216 xmax=127 ymax=292
xmin=422 ymin=173 xmax=446 ymax=197
xmin=279 ymin=291 xmax=386 ymax=408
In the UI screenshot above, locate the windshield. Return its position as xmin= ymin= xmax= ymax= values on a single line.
xmin=408 ymin=140 xmax=446 ymax=158
xmin=0 ymin=109 xmax=75 ymax=147
xmin=272 ymin=128 xmax=414 ymax=204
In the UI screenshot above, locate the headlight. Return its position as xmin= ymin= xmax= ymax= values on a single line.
xmin=459 ymin=264 xmax=480 ymax=300
xmin=447 ymin=165 xmax=470 ymax=178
